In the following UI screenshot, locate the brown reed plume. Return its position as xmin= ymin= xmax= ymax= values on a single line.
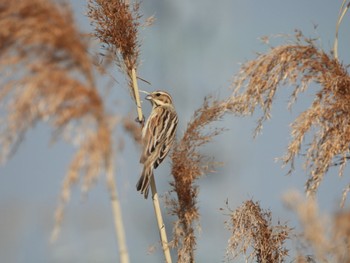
xmin=0 ymin=0 xmax=93 ymax=86
xmin=224 ymin=200 xmax=290 ymax=263
xmin=88 ymin=0 xmax=144 ymax=122
xmin=0 ymin=0 xmax=99 ymax=172
xmin=231 ymin=30 xmax=350 ymax=202
xmin=88 ymin=0 xmax=140 ymax=73
xmin=0 ymin=1 xmax=129 ymax=262
xmin=169 ymin=95 xmax=239 ymax=262
xmin=0 ymin=0 xmax=107 ymax=219
xmin=284 ymin=191 xmax=350 ymax=263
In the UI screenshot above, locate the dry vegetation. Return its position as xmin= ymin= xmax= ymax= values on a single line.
xmin=0 ymin=0 xmax=114 ymax=234
xmin=2 ymin=0 xmax=350 ymax=262
xmin=224 ymin=28 xmax=350 ymax=261
xmin=168 ymin=95 xmax=243 ymax=262
xmin=0 ymin=0 xmax=133 ymax=261
xmin=224 ymin=200 xmax=290 ymax=263
xmin=284 ymin=191 xmax=350 ymax=263
xmin=88 ymin=0 xmax=140 ymax=69
xmin=231 ymin=31 xmax=350 ymax=202
xmin=88 ymin=0 xmax=141 ymax=102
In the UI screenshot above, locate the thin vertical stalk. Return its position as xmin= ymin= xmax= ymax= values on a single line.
xmin=106 ymin=160 xmax=130 ymax=263
xmin=131 ymin=67 xmax=144 ymax=124
xmin=150 ymin=175 xmax=172 ymax=263
xmin=131 ymin=67 xmax=172 ymax=263
xmin=334 ymin=0 xmax=350 ymax=60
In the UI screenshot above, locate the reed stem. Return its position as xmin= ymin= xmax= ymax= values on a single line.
xmin=131 ymin=67 xmax=144 ymax=124
xmin=150 ymin=175 xmax=173 ymax=263
xmin=131 ymin=67 xmax=172 ymax=263
xmin=106 ymin=160 xmax=130 ymax=263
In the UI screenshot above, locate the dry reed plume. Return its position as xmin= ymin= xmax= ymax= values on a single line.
xmin=0 ymin=0 xmax=118 ymax=247
xmin=88 ymin=0 xmax=141 ymax=102
xmin=169 ymin=95 xmax=240 ymax=262
xmin=224 ymin=200 xmax=290 ymax=263
xmin=284 ymin=191 xmax=350 ymax=263
xmin=231 ymin=31 xmax=350 ymax=202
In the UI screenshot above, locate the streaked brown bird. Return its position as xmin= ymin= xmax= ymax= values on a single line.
xmin=136 ymin=90 xmax=178 ymax=199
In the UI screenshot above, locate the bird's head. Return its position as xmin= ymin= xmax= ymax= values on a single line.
xmin=145 ymin=90 xmax=173 ymax=107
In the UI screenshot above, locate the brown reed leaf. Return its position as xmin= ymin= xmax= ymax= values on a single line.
xmin=231 ymin=31 xmax=350 ymax=200
xmin=169 ymin=95 xmax=237 ymax=262
xmin=224 ymin=200 xmax=290 ymax=263
xmin=0 ymin=0 xmax=113 ymax=240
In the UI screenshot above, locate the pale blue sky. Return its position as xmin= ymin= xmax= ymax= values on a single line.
xmin=0 ymin=1 xmax=348 ymax=262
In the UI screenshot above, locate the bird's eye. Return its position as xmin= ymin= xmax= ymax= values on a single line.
xmin=155 ymin=92 xmax=161 ymax=97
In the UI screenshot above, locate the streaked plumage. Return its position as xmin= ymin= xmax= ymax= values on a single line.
xmin=136 ymin=90 xmax=178 ymax=199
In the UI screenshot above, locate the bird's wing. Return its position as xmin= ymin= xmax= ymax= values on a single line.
xmin=140 ymin=107 xmax=177 ymax=167
xmin=154 ymin=110 xmax=178 ymax=168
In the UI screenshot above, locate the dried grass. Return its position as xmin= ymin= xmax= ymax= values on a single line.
xmin=231 ymin=31 xmax=350 ymax=200
xmin=168 ymin=95 xmax=239 ymax=262
xmin=284 ymin=190 xmax=350 ymax=263
xmin=0 ymin=0 xmax=113 ymax=240
xmin=0 ymin=0 xmax=93 ymax=85
xmin=224 ymin=200 xmax=290 ymax=263
xmin=283 ymin=191 xmax=329 ymax=262
xmin=4 ymin=1 xmax=350 ymax=262
xmin=333 ymin=211 xmax=350 ymax=262
xmin=87 ymin=0 xmax=141 ymax=99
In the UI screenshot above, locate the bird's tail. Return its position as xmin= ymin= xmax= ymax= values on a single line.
xmin=136 ymin=166 xmax=153 ymax=199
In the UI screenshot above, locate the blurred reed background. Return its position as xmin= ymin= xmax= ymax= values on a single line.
xmin=0 ymin=1 xmax=349 ymax=262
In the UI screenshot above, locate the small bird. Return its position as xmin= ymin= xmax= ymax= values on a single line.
xmin=136 ymin=90 xmax=178 ymax=199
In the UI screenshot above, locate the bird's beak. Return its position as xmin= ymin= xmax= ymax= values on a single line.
xmin=145 ymin=94 xmax=152 ymax=100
